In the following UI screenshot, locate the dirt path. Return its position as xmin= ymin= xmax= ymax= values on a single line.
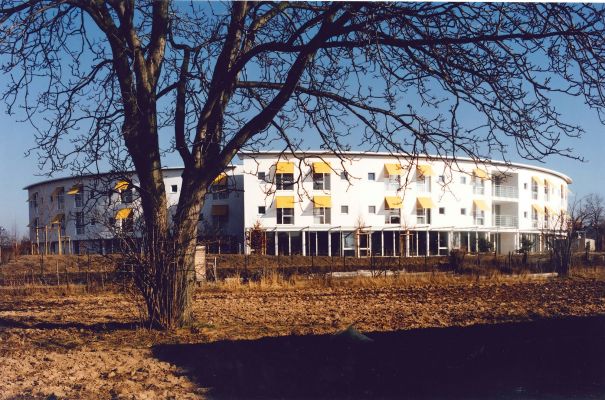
xmin=0 ymin=273 xmax=604 ymax=399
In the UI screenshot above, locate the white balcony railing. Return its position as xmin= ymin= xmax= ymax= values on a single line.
xmin=494 ymin=214 xmax=518 ymax=228
xmin=473 ymin=185 xmax=485 ymax=195
xmin=492 ymin=185 xmax=518 ymax=199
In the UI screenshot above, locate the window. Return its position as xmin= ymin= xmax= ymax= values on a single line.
xmin=386 ymin=209 xmax=401 ymax=224
xmin=544 ymin=184 xmax=550 ymax=201
xmin=416 ymin=208 xmax=431 ymax=224
xmin=212 ymin=214 xmax=228 ymax=228
xmin=90 ymin=217 xmax=96 ymax=226
xmin=121 ymin=188 xmax=133 ymax=204
xmin=31 ymin=193 xmax=39 ymax=214
xmin=89 ymin=189 xmax=96 ymax=200
xmin=472 ymin=177 xmax=485 ymax=195
xmin=75 ymin=191 xmax=83 ymax=208
xmin=439 ymin=207 xmax=445 ymax=215
xmin=212 ymin=192 xmax=229 ymax=200
xmin=387 ymin=174 xmax=401 ymax=190
xmin=524 ymin=211 xmax=528 ymax=218
xmin=438 ymin=175 xmax=445 ymax=184
xmin=258 ymin=206 xmax=266 ymax=215
xmin=460 ymin=176 xmax=467 ymax=184
xmin=368 ymin=205 xmax=376 ymax=214
xmin=56 ymin=188 xmax=65 ymax=210
xmin=277 ymin=208 xmax=294 ymax=224
xmin=532 ymin=208 xmax=539 ymax=228
xmin=368 ymin=172 xmax=375 ymax=181
xmin=474 ymin=208 xmax=485 ymax=225
xmin=340 ymin=171 xmax=348 ymax=180
xmin=416 ymin=174 xmax=430 ymax=192
xmin=532 ymin=180 xmax=539 ymax=200
xmin=313 ymin=207 xmax=331 ymax=224
xmin=461 ymin=208 xmax=467 ymax=215
xmin=258 ymin=172 xmax=266 ymax=181
xmin=524 ymin=183 xmax=528 ymax=190
xmin=341 ymin=205 xmax=349 ymax=214
xmin=313 ymin=173 xmax=331 ymax=190
xmin=171 ymin=185 xmax=178 ymax=193
xmin=76 ymin=212 xmax=85 ymax=235
xmin=276 ymin=173 xmax=294 ymax=190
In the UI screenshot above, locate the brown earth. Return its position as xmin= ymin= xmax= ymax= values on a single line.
xmin=0 ymin=270 xmax=604 ymax=399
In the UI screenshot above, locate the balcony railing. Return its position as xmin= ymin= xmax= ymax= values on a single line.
xmin=492 ymin=185 xmax=518 ymax=199
xmin=473 ymin=185 xmax=485 ymax=195
xmin=494 ymin=214 xmax=518 ymax=228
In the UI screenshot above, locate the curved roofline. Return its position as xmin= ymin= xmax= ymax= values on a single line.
xmin=238 ymin=151 xmax=573 ymax=184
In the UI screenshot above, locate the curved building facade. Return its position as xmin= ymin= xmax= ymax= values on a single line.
xmin=25 ymin=152 xmax=571 ymax=256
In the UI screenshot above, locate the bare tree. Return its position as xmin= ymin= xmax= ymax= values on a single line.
xmin=583 ymin=193 xmax=604 ymax=251
xmin=2 ymin=2 xmax=605 ymax=328
xmin=545 ymin=197 xmax=589 ymax=277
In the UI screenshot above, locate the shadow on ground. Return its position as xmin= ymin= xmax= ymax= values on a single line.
xmin=0 ymin=316 xmax=137 ymax=332
xmin=153 ymin=316 xmax=605 ymax=399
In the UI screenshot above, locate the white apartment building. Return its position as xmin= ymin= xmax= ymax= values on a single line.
xmin=25 ymin=151 xmax=571 ymax=256
xmin=24 ymin=167 xmax=245 ymax=254
xmin=240 ymin=152 xmax=571 ymax=257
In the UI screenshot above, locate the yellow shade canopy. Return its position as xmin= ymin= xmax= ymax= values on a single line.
xmin=212 ymin=172 xmax=227 ymax=186
xmin=545 ymin=205 xmax=557 ymax=215
xmin=211 ymin=204 xmax=229 ymax=216
xmin=416 ymin=196 xmax=434 ymax=209
xmin=473 ymin=168 xmax=489 ymax=180
xmin=473 ymin=199 xmax=488 ymax=211
xmin=416 ymin=164 xmax=434 ymax=177
xmin=312 ymin=196 xmax=332 ymax=208
xmin=532 ymin=204 xmax=544 ymax=214
xmin=544 ymin=178 xmax=554 ymax=187
xmin=275 ymin=162 xmax=294 ymax=174
xmin=384 ymin=163 xmax=405 ymax=176
xmin=312 ymin=162 xmax=331 ymax=174
xmin=115 ymin=208 xmax=133 ymax=220
xmin=51 ymin=213 xmax=64 ymax=225
xmin=531 ymin=176 xmax=542 ymax=185
xmin=275 ymin=196 xmax=295 ymax=208
xmin=384 ymin=196 xmax=403 ymax=209
xmin=67 ymin=185 xmax=82 ymax=195
xmin=114 ymin=181 xmax=129 ymax=191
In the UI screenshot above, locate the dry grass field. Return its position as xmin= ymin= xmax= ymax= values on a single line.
xmin=0 ymin=269 xmax=604 ymax=399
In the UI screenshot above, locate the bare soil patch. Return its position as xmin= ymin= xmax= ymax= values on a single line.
xmin=0 ymin=270 xmax=604 ymax=399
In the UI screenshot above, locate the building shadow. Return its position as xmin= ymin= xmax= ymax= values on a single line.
xmin=153 ymin=316 xmax=605 ymax=399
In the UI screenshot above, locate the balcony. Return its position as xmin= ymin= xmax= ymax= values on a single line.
xmin=492 ymin=185 xmax=518 ymax=199
xmin=494 ymin=214 xmax=518 ymax=228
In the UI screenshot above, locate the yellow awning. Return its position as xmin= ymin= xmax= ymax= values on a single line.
xmin=114 ymin=180 xmax=129 ymax=191
xmin=50 ymin=187 xmax=64 ymax=197
xmin=312 ymin=162 xmax=331 ymax=174
xmin=416 ymin=197 xmax=434 ymax=209
xmin=385 ymin=196 xmax=403 ymax=209
xmin=313 ymin=196 xmax=332 ymax=208
xmin=275 ymin=196 xmax=295 ymax=208
xmin=212 ymin=173 xmax=227 ymax=186
xmin=545 ymin=205 xmax=557 ymax=215
xmin=115 ymin=208 xmax=133 ymax=220
xmin=275 ymin=162 xmax=294 ymax=174
xmin=532 ymin=204 xmax=544 ymax=214
xmin=544 ymin=178 xmax=554 ymax=187
xmin=416 ymin=164 xmax=434 ymax=177
xmin=67 ymin=185 xmax=82 ymax=195
xmin=50 ymin=213 xmax=64 ymax=225
xmin=473 ymin=168 xmax=489 ymax=180
xmin=473 ymin=199 xmax=488 ymax=211
xmin=211 ymin=205 xmax=229 ymax=216
xmin=531 ymin=176 xmax=541 ymax=185
xmin=385 ymin=163 xmax=405 ymax=176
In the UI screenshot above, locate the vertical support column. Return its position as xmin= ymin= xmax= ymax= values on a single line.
xmin=426 ymin=228 xmax=429 ymax=256
xmin=467 ymin=232 xmax=471 ymax=252
xmin=288 ymin=232 xmax=292 ymax=255
xmin=415 ymin=232 xmax=419 ymax=256
xmin=315 ymin=232 xmax=319 ymax=256
xmin=328 ymin=231 xmax=332 ymax=257
xmin=381 ymin=231 xmax=384 ymax=257
xmin=406 ymin=231 xmax=410 ymax=257
xmin=275 ymin=231 xmax=279 ymax=256
xmin=437 ymin=232 xmax=441 ymax=256
xmin=301 ymin=229 xmax=306 ymax=256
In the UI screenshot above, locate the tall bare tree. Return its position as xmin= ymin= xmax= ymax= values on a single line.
xmin=2 ymin=2 xmax=605 ymax=328
xmin=583 ymin=193 xmax=604 ymax=251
